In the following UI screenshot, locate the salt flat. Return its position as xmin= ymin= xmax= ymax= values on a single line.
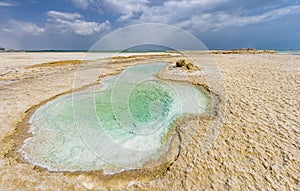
xmin=0 ymin=52 xmax=299 ymax=190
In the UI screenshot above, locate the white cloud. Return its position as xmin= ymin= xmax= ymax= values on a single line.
xmin=47 ymin=19 xmax=110 ymax=35
xmin=65 ymin=0 xmax=300 ymax=33
xmin=69 ymin=0 xmax=149 ymax=20
xmin=1 ymin=20 xmax=44 ymax=35
xmin=70 ymin=0 xmax=91 ymax=9
xmin=1 ymin=11 xmax=110 ymax=39
xmin=2 ymin=0 xmax=299 ymax=49
xmin=46 ymin=11 xmax=111 ymax=35
xmin=99 ymin=0 xmax=229 ymax=25
xmin=103 ymin=0 xmax=148 ymax=14
xmin=186 ymin=5 xmax=300 ymax=32
xmin=105 ymin=0 xmax=299 ymax=33
xmin=70 ymin=20 xmax=110 ymax=35
xmin=0 ymin=1 xmax=18 ymax=6
xmin=164 ymin=0 xmax=227 ymax=9
xmin=0 ymin=9 xmax=112 ymax=49
xmin=47 ymin=11 xmax=82 ymax=21
xmin=117 ymin=10 xmax=143 ymax=22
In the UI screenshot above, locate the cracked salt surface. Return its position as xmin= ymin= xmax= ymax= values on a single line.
xmin=20 ymin=63 xmax=210 ymax=173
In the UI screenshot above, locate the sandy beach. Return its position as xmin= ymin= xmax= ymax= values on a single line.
xmin=0 ymin=51 xmax=299 ymax=190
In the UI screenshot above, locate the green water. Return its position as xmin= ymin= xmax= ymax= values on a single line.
xmin=20 ymin=63 xmax=210 ymax=172
xmin=129 ymin=81 xmax=173 ymax=122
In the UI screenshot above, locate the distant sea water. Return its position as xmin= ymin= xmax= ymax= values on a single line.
xmin=0 ymin=49 xmax=172 ymax=53
xmin=22 ymin=50 xmax=169 ymax=53
xmin=1 ymin=44 xmax=176 ymax=53
xmin=1 ymin=49 xmax=300 ymax=55
xmin=274 ymin=49 xmax=300 ymax=56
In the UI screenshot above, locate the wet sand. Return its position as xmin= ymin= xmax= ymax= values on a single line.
xmin=0 ymin=51 xmax=299 ymax=190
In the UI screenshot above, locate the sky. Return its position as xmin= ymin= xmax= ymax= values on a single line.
xmin=0 ymin=0 xmax=299 ymax=50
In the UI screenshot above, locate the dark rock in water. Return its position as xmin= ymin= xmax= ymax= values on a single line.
xmin=176 ymin=59 xmax=187 ymax=67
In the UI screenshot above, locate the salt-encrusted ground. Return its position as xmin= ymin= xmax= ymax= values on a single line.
xmin=0 ymin=52 xmax=299 ymax=190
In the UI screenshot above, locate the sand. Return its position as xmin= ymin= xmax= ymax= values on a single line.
xmin=0 ymin=51 xmax=299 ymax=190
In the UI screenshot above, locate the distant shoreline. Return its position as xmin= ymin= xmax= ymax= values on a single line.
xmin=1 ymin=49 xmax=300 ymax=57
xmin=0 ymin=49 xmax=299 ymax=52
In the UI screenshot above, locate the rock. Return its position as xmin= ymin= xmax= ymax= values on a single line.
xmin=186 ymin=62 xmax=195 ymax=70
xmin=176 ymin=59 xmax=187 ymax=67
xmin=175 ymin=59 xmax=198 ymax=71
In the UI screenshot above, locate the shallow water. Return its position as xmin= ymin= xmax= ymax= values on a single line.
xmin=20 ymin=63 xmax=210 ymax=173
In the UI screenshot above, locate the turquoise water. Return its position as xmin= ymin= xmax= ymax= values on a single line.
xmin=275 ymin=49 xmax=300 ymax=53
xmin=20 ymin=63 xmax=210 ymax=172
xmin=276 ymin=49 xmax=300 ymax=56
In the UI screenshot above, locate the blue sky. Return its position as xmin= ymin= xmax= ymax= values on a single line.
xmin=0 ymin=0 xmax=299 ymax=50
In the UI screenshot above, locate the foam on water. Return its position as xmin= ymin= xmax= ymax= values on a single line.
xmin=20 ymin=63 xmax=210 ymax=172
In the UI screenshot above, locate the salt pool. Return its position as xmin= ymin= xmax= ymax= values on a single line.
xmin=20 ymin=63 xmax=210 ymax=173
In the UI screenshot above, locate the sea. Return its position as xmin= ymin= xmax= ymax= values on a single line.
xmin=274 ymin=49 xmax=300 ymax=56
xmin=1 ymin=49 xmax=300 ymax=55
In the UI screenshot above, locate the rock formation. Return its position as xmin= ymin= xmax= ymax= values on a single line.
xmin=175 ymin=59 xmax=197 ymax=71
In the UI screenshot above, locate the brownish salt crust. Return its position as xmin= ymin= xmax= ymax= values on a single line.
xmin=1 ymin=54 xmax=215 ymax=190
xmin=3 ymin=52 xmax=296 ymax=190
